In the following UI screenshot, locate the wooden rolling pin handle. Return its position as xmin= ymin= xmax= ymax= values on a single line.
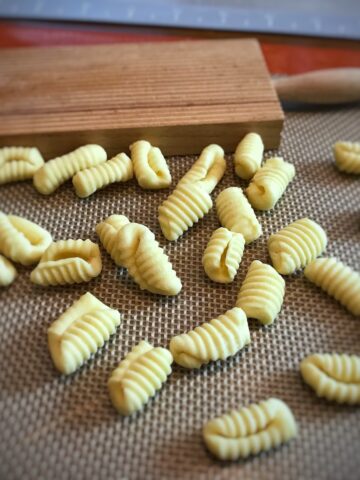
xmin=273 ymin=68 xmax=360 ymax=104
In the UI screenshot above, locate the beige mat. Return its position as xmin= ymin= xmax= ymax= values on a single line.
xmin=0 ymin=107 xmax=359 ymax=480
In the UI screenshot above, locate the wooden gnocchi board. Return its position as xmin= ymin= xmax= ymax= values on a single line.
xmin=0 ymin=39 xmax=283 ymax=158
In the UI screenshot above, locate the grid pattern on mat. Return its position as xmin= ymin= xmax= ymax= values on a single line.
xmin=0 ymin=107 xmax=359 ymax=480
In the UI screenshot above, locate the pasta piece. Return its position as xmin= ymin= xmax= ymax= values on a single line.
xmin=108 ymin=340 xmax=173 ymax=415
xmin=202 ymin=227 xmax=245 ymax=283
xmin=203 ymin=398 xmax=297 ymax=460
xmin=0 ymin=254 xmax=17 ymax=287
xmin=97 ymin=215 xmax=182 ymax=296
xmin=236 ymin=260 xmax=285 ymax=325
xmin=216 ymin=187 xmax=262 ymax=243
xmin=300 ymin=354 xmax=360 ymax=404
xmin=0 ymin=212 xmax=52 ymax=265
xmin=169 ymin=307 xmax=250 ymax=369
xmin=48 ymin=292 xmax=121 ymax=375
xmin=304 ymin=257 xmax=360 ymax=316
xmin=95 ymin=214 xmax=130 ymax=261
xmin=333 ymin=141 xmax=360 ymax=174
xmin=177 ymin=144 xmax=226 ymax=193
xmin=0 ymin=146 xmax=44 ymax=184
xmin=268 ymin=218 xmax=327 ymax=275
xmin=30 ymin=239 xmax=102 ymax=286
xmin=130 ymin=140 xmax=171 ymax=189
xmin=234 ymin=132 xmax=264 ymax=180
xmin=246 ymin=157 xmax=296 ymax=211
xmin=33 ymin=144 xmax=107 ymax=194
xmin=158 ymin=144 xmax=226 ymax=241
xmin=72 ymin=152 xmax=133 ymax=198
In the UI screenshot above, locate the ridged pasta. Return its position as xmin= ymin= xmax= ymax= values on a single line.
xmin=48 ymin=292 xmax=121 ymax=375
xmin=33 ymin=144 xmax=107 ymax=194
xmin=30 ymin=239 xmax=102 ymax=286
xmin=236 ymin=260 xmax=285 ymax=325
xmin=333 ymin=141 xmax=360 ymax=174
xmin=300 ymin=354 xmax=360 ymax=404
xmin=304 ymin=257 xmax=360 ymax=316
xmin=169 ymin=307 xmax=250 ymax=369
xmin=0 ymin=146 xmax=44 ymax=184
xmin=0 ymin=212 xmax=52 ymax=265
xmin=108 ymin=340 xmax=173 ymax=415
xmin=72 ymin=152 xmax=133 ymax=198
xmin=158 ymin=144 xmax=226 ymax=241
xmin=246 ymin=157 xmax=296 ymax=210
xmin=268 ymin=218 xmax=327 ymax=275
xmin=96 ymin=215 xmax=182 ymax=295
xmin=130 ymin=140 xmax=171 ymax=189
xmin=0 ymin=254 xmax=17 ymax=287
xmin=216 ymin=187 xmax=262 ymax=243
xmin=202 ymin=227 xmax=245 ymax=283
xmin=234 ymin=132 xmax=264 ymax=180
xmin=203 ymin=398 xmax=297 ymax=460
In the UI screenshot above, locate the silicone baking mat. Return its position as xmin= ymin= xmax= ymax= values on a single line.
xmin=0 ymin=107 xmax=359 ymax=480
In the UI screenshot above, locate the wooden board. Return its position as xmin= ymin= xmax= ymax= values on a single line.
xmin=0 ymin=39 xmax=283 ymax=157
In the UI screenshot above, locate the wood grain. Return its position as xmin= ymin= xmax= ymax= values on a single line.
xmin=0 ymin=39 xmax=283 ymax=157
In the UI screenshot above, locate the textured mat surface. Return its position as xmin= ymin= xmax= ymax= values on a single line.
xmin=0 ymin=107 xmax=359 ymax=480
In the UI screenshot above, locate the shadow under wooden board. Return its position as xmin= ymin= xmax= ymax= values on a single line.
xmin=0 ymin=38 xmax=283 ymax=158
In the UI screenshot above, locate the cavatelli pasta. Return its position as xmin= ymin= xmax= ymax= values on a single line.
xmin=246 ymin=157 xmax=295 ymax=210
xmin=72 ymin=152 xmax=133 ymax=198
xmin=96 ymin=215 xmax=182 ymax=296
xmin=0 ymin=254 xmax=17 ymax=287
xmin=300 ymin=353 xmax=360 ymax=404
xmin=108 ymin=340 xmax=173 ymax=415
xmin=130 ymin=140 xmax=171 ymax=189
xmin=304 ymin=257 xmax=360 ymax=316
xmin=0 ymin=146 xmax=44 ymax=184
xmin=30 ymin=239 xmax=102 ymax=286
xmin=158 ymin=144 xmax=226 ymax=241
xmin=169 ymin=307 xmax=250 ymax=369
xmin=268 ymin=218 xmax=327 ymax=275
xmin=333 ymin=141 xmax=360 ymax=174
xmin=236 ymin=260 xmax=285 ymax=325
xmin=48 ymin=292 xmax=121 ymax=375
xmin=234 ymin=133 xmax=264 ymax=180
xmin=216 ymin=187 xmax=262 ymax=243
xmin=203 ymin=398 xmax=297 ymax=460
xmin=0 ymin=212 xmax=52 ymax=265
xmin=33 ymin=144 xmax=107 ymax=194
xmin=202 ymin=227 xmax=245 ymax=283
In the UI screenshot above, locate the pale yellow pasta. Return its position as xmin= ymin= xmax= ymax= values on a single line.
xmin=234 ymin=132 xmax=264 ymax=180
xmin=202 ymin=227 xmax=245 ymax=283
xmin=268 ymin=218 xmax=327 ymax=275
xmin=169 ymin=307 xmax=250 ymax=369
xmin=300 ymin=354 xmax=360 ymax=404
xmin=158 ymin=144 xmax=226 ymax=241
xmin=108 ymin=340 xmax=173 ymax=415
xmin=96 ymin=215 xmax=182 ymax=296
xmin=236 ymin=260 xmax=285 ymax=325
xmin=304 ymin=257 xmax=360 ymax=316
xmin=72 ymin=152 xmax=133 ymax=198
xmin=0 ymin=212 xmax=52 ymax=266
xmin=33 ymin=144 xmax=107 ymax=194
xmin=333 ymin=141 xmax=360 ymax=174
xmin=0 ymin=146 xmax=44 ymax=184
xmin=246 ymin=157 xmax=296 ymax=211
xmin=203 ymin=398 xmax=297 ymax=460
xmin=216 ymin=187 xmax=262 ymax=243
xmin=130 ymin=140 xmax=171 ymax=189
xmin=30 ymin=239 xmax=102 ymax=286
xmin=48 ymin=292 xmax=121 ymax=375
xmin=0 ymin=254 xmax=17 ymax=287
